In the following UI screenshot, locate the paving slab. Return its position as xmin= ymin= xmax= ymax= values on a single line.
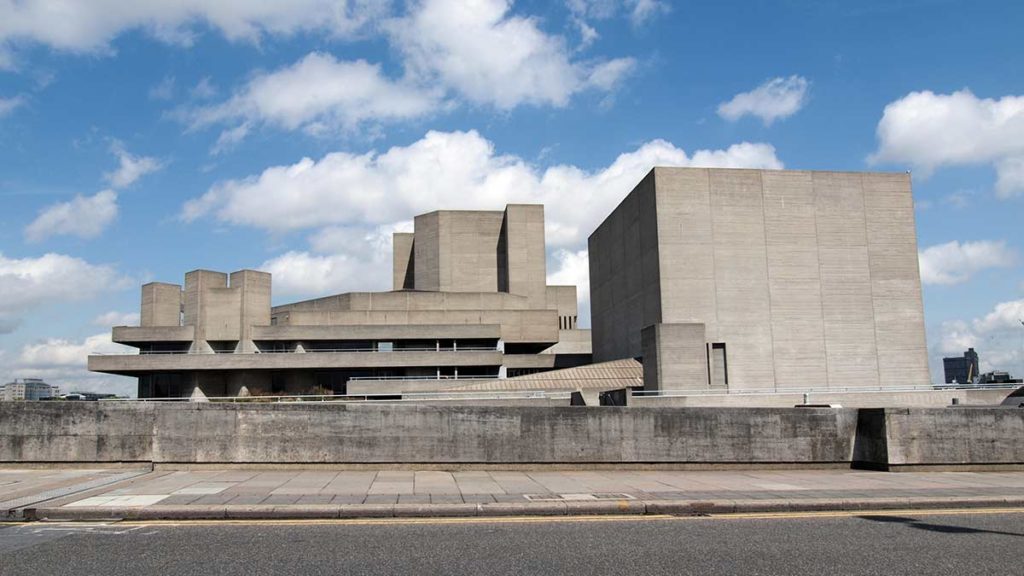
xmin=0 ymin=468 xmax=153 ymax=519
xmin=13 ymin=468 xmax=1024 ymax=522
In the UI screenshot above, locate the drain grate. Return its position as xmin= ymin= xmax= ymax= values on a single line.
xmin=524 ymin=493 xmax=635 ymax=502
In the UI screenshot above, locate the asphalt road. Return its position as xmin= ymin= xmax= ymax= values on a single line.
xmin=2 ymin=510 xmax=1022 ymax=575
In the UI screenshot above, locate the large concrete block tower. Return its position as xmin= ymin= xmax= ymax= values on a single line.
xmin=588 ymin=167 xmax=930 ymax=392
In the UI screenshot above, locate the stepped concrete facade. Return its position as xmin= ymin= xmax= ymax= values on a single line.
xmin=589 ymin=167 xmax=931 ymax=392
xmin=89 ymin=205 xmax=591 ymax=398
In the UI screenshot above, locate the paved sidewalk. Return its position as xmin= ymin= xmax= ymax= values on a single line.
xmin=10 ymin=468 xmax=1024 ymax=521
xmin=1 ymin=468 xmax=151 ymax=519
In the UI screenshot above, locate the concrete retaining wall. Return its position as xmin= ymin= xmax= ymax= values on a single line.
xmin=1 ymin=403 xmax=1021 ymax=469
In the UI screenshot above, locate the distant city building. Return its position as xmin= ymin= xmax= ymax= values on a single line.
xmin=61 ymin=392 xmax=120 ymax=401
xmin=943 ymin=348 xmax=980 ymax=385
xmin=978 ymin=371 xmax=1023 ymax=385
xmin=1 ymin=378 xmax=59 ymax=401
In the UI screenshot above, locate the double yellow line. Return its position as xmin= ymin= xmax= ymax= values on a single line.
xmin=112 ymin=507 xmax=1024 ymax=527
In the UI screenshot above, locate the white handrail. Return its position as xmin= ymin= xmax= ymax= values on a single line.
xmin=97 ymin=389 xmax=572 ymax=403
xmin=92 ymin=346 xmax=501 ymax=356
xmin=631 ymin=383 xmax=1020 ymax=397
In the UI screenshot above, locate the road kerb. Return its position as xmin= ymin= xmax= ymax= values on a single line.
xmin=23 ymin=496 xmax=1024 ymax=522
xmin=336 ymin=504 xmax=395 ymax=519
xmin=392 ymin=503 xmax=479 ymax=518
xmin=475 ymin=502 xmax=568 ymax=516
xmin=562 ymin=500 xmax=646 ymax=516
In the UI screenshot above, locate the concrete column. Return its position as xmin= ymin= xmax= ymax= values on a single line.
xmin=502 ymin=204 xmax=547 ymax=305
xmin=140 ymin=282 xmax=182 ymax=327
xmin=393 ymin=232 xmax=415 ymax=290
xmin=230 ymin=270 xmax=271 ymax=354
xmin=413 ymin=212 xmax=442 ymax=292
xmin=184 ymin=270 xmax=228 ymax=352
xmin=641 ymin=323 xmax=709 ymax=392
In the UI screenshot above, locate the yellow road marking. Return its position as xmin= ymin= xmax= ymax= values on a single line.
xmin=720 ymin=507 xmax=1024 ymax=520
xmin=114 ymin=507 xmax=1024 ymax=528
xmin=121 ymin=515 xmax=673 ymax=527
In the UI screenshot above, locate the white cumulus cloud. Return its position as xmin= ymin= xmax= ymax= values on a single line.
xmin=8 ymin=332 xmax=137 ymax=397
xmin=547 ymin=248 xmax=591 ymax=325
xmin=24 ymin=189 xmax=119 ymax=242
xmin=260 ymin=224 xmax=405 ymax=296
xmin=262 ymin=251 xmax=378 ymax=297
xmin=387 ymin=0 xmax=635 ymax=109
xmin=104 ymin=142 xmax=164 ymax=188
xmin=93 ymin=311 xmax=140 ymax=327
xmin=626 ymin=0 xmax=670 ymax=26
xmin=184 ymin=52 xmax=440 ymax=148
xmin=26 ymin=144 xmax=159 ymax=243
xmin=18 ymin=332 xmax=133 ymax=367
xmin=717 ymin=75 xmax=810 ymax=126
xmin=918 ymin=240 xmax=1015 ymax=286
xmin=0 ymin=252 xmax=132 ymax=332
xmin=0 ymin=94 xmax=25 ymax=117
xmin=184 ymin=130 xmax=782 ymax=246
xmin=870 ymin=89 xmax=1024 ymax=197
xmin=0 ymin=0 xmax=386 ymax=69
xmin=567 ymin=1 xmax=670 ymax=31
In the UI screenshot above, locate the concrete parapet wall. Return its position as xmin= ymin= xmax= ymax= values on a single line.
xmin=0 ymin=402 xmax=155 ymax=463
xmin=874 ymin=408 xmax=1024 ymax=469
xmin=2 ymin=403 xmax=856 ymax=465
xmin=1 ymin=403 xmax=1020 ymax=469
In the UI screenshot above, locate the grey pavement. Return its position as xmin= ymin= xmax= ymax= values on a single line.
xmin=5 ymin=467 xmax=1024 ymax=520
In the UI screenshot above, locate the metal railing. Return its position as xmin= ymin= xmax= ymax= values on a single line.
xmin=98 ymin=389 xmax=571 ymax=404
xmin=258 ymin=346 xmax=498 ymax=354
xmin=93 ymin=346 xmax=500 ymax=356
xmin=60 ymin=382 xmax=1022 ymax=405
xmin=631 ymin=383 xmax=1021 ymax=397
xmin=347 ymin=375 xmax=500 ymax=381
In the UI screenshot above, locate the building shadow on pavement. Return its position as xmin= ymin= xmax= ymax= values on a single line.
xmin=857 ymin=515 xmax=1024 ymax=538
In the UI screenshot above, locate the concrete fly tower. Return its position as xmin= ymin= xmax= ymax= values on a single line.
xmin=588 ymin=168 xmax=930 ymax=392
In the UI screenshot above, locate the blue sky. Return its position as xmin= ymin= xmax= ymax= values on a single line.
xmin=1 ymin=0 xmax=1022 ymax=395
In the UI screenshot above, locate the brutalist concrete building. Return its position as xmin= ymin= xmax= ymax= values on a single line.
xmin=89 ymin=205 xmax=590 ymax=398
xmin=589 ymin=167 xmax=931 ymax=392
